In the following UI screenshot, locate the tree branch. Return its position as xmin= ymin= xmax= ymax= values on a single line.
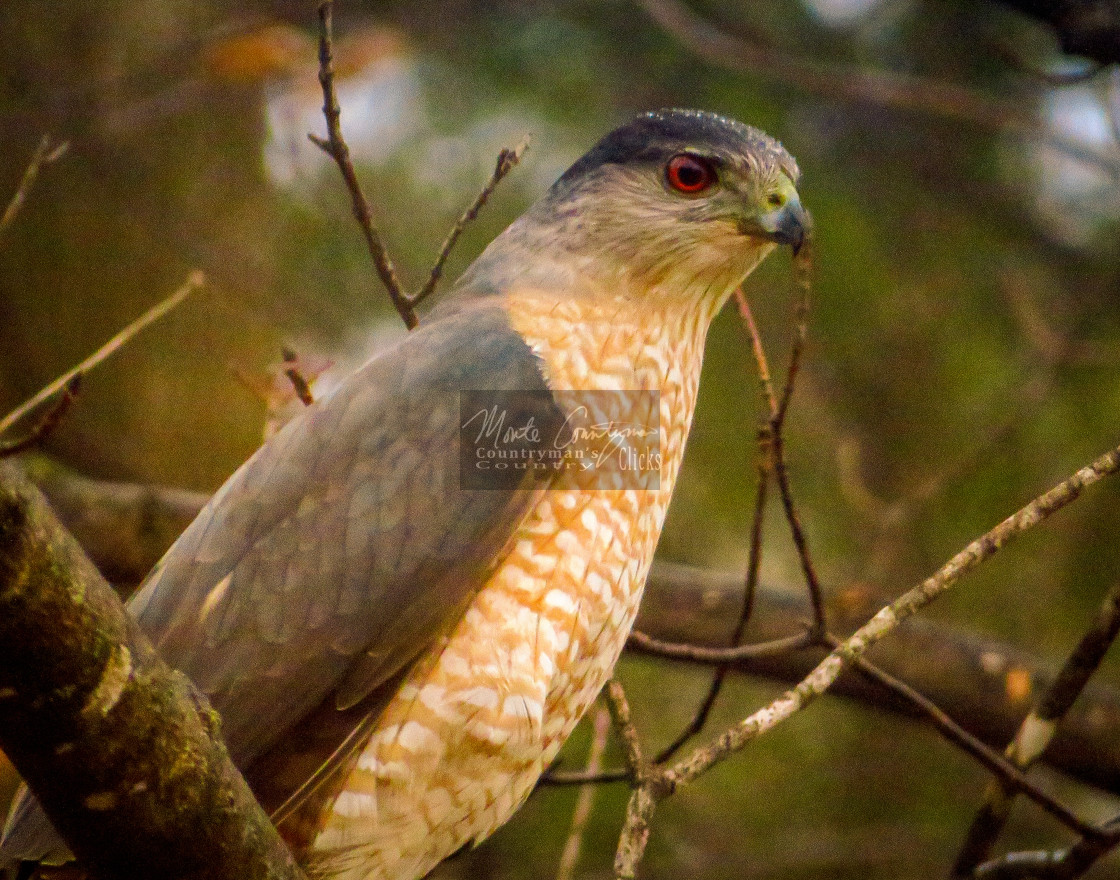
xmin=952 ymin=578 xmax=1120 ymax=876
xmin=308 ymin=0 xmax=412 ymax=328
xmin=0 ymin=136 xmax=68 ymax=241
xmin=636 ymin=0 xmax=1120 ymax=177
xmin=310 ymin=0 xmax=526 ymax=329
xmin=994 ymin=0 xmax=1120 ymax=66
xmin=15 ymin=460 xmax=1120 ymax=798
xmin=0 ymin=272 xmax=204 ymax=440
xmin=0 ymin=463 xmax=305 ymax=880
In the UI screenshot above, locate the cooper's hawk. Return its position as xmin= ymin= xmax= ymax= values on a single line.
xmin=2 ymin=108 xmax=806 ymax=879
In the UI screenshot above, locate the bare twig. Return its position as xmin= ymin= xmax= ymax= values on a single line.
xmin=540 ymin=767 xmax=631 ymax=786
xmin=607 ymin=680 xmax=673 ymax=880
xmin=556 ymin=704 xmax=611 ymax=880
xmin=309 ymin=0 xmax=411 ymax=327
xmin=734 ymin=288 xmax=778 ymax=415
xmin=627 ymin=629 xmax=812 ymax=664
xmin=0 ymin=135 xmax=69 ymax=240
xmin=280 ymin=347 xmax=316 ymax=407
xmin=311 ymin=1 xmax=526 ymax=329
xmin=606 ymin=439 xmax=1120 ymax=876
xmin=636 ymin=0 xmax=1120 ymax=177
xmin=0 ymin=375 xmax=81 ymax=459
xmin=669 ymin=438 xmax=1120 ymax=787
xmin=651 ymin=289 xmax=778 ymax=765
xmin=972 ymin=817 xmax=1120 ymax=880
xmin=605 ymin=680 xmax=645 ymax=772
xmin=953 ymin=578 xmax=1120 ymax=876
xmin=827 ymin=636 xmax=1104 ymax=843
xmin=416 ymin=139 xmax=529 ymax=307
xmin=0 ymin=271 xmax=204 ymax=439
xmin=771 ymin=242 xmax=826 ymax=635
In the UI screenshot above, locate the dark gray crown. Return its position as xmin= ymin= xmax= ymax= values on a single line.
xmin=556 ymin=109 xmax=794 ymax=187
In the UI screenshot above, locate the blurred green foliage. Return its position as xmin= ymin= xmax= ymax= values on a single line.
xmin=1 ymin=0 xmax=1119 ymax=877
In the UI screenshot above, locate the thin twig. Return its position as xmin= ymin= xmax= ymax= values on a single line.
xmin=540 ymin=767 xmax=632 ymax=786
xmin=636 ymin=0 xmax=1120 ymax=177
xmin=0 ymin=375 xmax=82 ymax=459
xmin=416 ymin=139 xmax=530 ymax=307
xmin=0 ymin=272 xmax=205 ymax=438
xmin=743 ymin=258 xmax=826 ymax=634
xmin=973 ymin=818 xmax=1120 ymax=880
xmin=605 ymin=680 xmax=674 ymax=880
xmin=556 ymin=704 xmax=611 ymax=880
xmin=826 ymin=635 xmax=1104 ymax=842
xmin=652 ymin=290 xmax=777 ymax=764
xmin=0 ymin=135 xmax=69 ymax=240
xmin=309 ymin=0 xmax=411 ymax=327
xmin=311 ymin=0 xmax=525 ymax=329
xmin=953 ymin=579 xmax=1120 ymax=876
xmin=627 ymin=629 xmax=812 ymax=664
xmin=774 ymin=243 xmax=826 ymax=636
xmin=280 ymin=347 xmax=316 ymax=406
xmin=668 ymin=439 xmax=1120 ymax=788
xmin=734 ymin=288 xmax=778 ymax=415
xmin=605 ymin=438 xmax=1120 ymax=876
xmin=605 ymin=680 xmax=645 ymax=771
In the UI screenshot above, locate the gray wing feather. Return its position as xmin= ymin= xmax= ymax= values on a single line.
xmin=131 ymin=300 xmax=556 ymax=758
xmin=1 ymin=299 xmax=559 ymax=864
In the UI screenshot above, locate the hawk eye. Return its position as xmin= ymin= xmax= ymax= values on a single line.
xmin=665 ymin=154 xmax=716 ymax=195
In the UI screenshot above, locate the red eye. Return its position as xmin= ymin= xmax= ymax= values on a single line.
xmin=666 ymin=154 xmax=716 ymax=194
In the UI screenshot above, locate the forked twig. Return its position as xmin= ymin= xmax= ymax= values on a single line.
xmin=0 ymin=272 xmax=205 ymax=438
xmin=0 ymin=135 xmax=69 ymax=240
xmin=608 ymin=438 xmax=1120 ymax=876
xmin=650 ymin=246 xmax=819 ymax=764
xmin=309 ymin=1 xmax=410 ymax=326
xmin=825 ymin=635 xmax=1103 ymax=843
xmin=670 ymin=440 xmax=1120 ymax=785
xmin=953 ymin=578 xmax=1120 ymax=876
xmin=772 ymin=242 xmax=826 ymax=635
xmin=416 ymin=139 xmax=530 ymax=307
xmin=649 ymin=291 xmax=776 ymax=764
xmin=311 ymin=0 xmax=525 ymax=329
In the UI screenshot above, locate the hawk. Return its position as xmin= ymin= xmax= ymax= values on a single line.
xmin=2 ymin=108 xmax=806 ymax=880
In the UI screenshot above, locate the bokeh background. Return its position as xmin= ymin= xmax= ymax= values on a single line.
xmin=1 ymin=1 xmax=1119 ymax=878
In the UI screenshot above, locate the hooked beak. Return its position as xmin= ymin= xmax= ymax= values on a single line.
xmin=738 ymin=181 xmax=811 ymax=254
xmin=759 ymin=196 xmax=810 ymax=254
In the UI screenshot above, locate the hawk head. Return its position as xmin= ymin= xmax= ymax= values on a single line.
xmin=460 ymin=108 xmax=807 ymax=311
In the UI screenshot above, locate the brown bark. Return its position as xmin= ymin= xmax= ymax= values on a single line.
xmin=17 ymin=456 xmax=1120 ymax=799
xmin=0 ymin=462 xmax=305 ymax=880
xmin=638 ymin=562 xmax=1120 ymax=797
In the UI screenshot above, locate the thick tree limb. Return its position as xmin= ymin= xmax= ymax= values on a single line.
xmin=0 ymin=463 xmax=305 ymax=880
xmin=15 ymin=459 xmax=1120 ymax=798
xmin=638 ymin=562 xmax=1120 ymax=797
